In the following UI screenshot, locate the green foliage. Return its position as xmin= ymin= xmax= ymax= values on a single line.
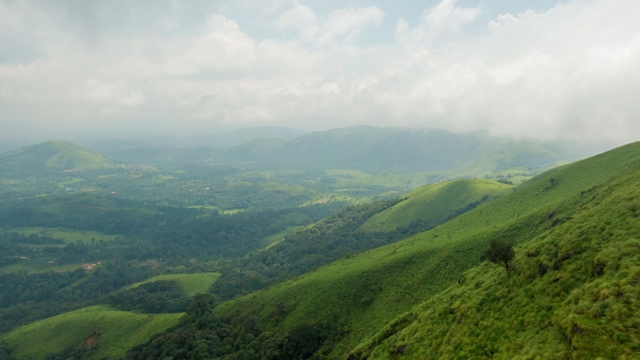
xmin=485 ymin=239 xmax=515 ymax=274
xmin=0 ymin=260 xmax=156 ymax=333
xmin=0 ymin=341 xmax=15 ymax=360
xmin=210 ymin=198 xmax=409 ymax=300
xmin=106 ymin=281 xmax=192 ymax=314
xmin=0 ymin=306 xmax=181 ymax=360
xmin=360 ymin=178 xmax=511 ymax=232
xmin=131 ymin=273 xmax=221 ymax=297
xmin=350 ymin=158 xmax=640 ymax=358
xmin=157 ymin=141 xmax=640 ymax=359
xmin=5 ymin=227 xmax=119 ymax=244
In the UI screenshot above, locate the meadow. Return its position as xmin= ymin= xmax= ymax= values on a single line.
xmin=1 ymin=306 xmax=182 ymax=360
xmin=130 ymin=272 xmax=221 ymax=297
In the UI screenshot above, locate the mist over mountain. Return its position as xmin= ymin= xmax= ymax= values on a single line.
xmin=87 ymin=127 xmax=307 ymax=154
xmin=43 ymin=125 xmax=583 ymax=176
xmin=1 ymin=0 xmax=638 ymax=357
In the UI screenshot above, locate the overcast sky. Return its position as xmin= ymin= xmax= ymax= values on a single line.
xmin=0 ymin=0 xmax=639 ymax=146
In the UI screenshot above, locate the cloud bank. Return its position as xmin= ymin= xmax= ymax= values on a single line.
xmin=0 ymin=0 xmax=639 ymax=146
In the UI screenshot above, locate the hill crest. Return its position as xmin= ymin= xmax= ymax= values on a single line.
xmin=0 ymin=140 xmax=116 ymax=173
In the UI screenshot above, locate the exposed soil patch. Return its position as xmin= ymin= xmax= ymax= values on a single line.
xmin=85 ymin=333 xmax=101 ymax=348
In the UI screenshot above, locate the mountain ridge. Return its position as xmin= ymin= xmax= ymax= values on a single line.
xmin=0 ymin=141 xmax=116 ymax=175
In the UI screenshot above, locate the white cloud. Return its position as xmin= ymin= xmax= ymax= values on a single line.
xmin=395 ymin=0 xmax=481 ymax=45
xmin=0 ymin=0 xmax=639 ymax=146
xmin=317 ymin=6 xmax=385 ymax=45
xmin=274 ymin=2 xmax=319 ymax=41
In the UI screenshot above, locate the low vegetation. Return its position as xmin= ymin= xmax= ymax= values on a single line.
xmin=1 ymin=306 xmax=181 ymax=360
xmin=0 ymin=130 xmax=621 ymax=359
xmin=359 ymin=178 xmax=511 ymax=232
xmin=129 ymin=273 xmax=221 ymax=297
xmin=129 ymin=141 xmax=640 ymax=359
xmin=351 ymin=158 xmax=640 ymax=358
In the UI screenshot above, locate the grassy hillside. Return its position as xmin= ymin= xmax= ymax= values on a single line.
xmin=360 ymin=178 xmax=512 ymax=232
xmin=0 ymin=141 xmax=116 ymax=174
xmin=194 ymin=141 xmax=640 ymax=359
xmin=131 ymin=273 xmax=221 ymax=297
xmin=352 ymin=153 xmax=640 ymax=359
xmin=1 ymin=306 xmax=181 ymax=360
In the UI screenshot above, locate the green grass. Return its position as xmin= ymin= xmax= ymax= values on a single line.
xmin=0 ymin=262 xmax=83 ymax=274
xmin=360 ymin=178 xmax=512 ymax=232
xmin=353 ymin=154 xmax=640 ymax=359
xmin=2 ymin=227 xmax=119 ymax=244
xmin=131 ymin=273 xmax=221 ymax=297
xmin=0 ymin=306 xmax=182 ymax=360
xmin=213 ymin=141 xmax=640 ymax=359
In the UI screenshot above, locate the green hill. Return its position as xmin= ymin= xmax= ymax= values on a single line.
xmin=352 ymin=146 xmax=640 ymax=359
xmin=130 ymin=273 xmax=221 ymax=297
xmin=1 ymin=306 xmax=181 ymax=360
xmin=2 ymin=273 xmax=222 ymax=359
xmin=360 ymin=178 xmax=513 ymax=232
xmin=127 ymin=141 xmax=640 ymax=359
xmin=0 ymin=141 xmax=116 ymax=175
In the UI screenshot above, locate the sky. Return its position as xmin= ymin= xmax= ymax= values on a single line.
xmin=0 ymin=0 xmax=639 ymax=147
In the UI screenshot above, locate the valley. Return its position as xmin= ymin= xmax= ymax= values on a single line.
xmin=0 ymin=126 xmax=636 ymax=359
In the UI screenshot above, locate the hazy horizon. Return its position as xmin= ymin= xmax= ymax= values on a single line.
xmin=1 ymin=0 xmax=639 ymax=148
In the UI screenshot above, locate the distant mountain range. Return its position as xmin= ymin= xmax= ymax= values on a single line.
xmin=0 ymin=126 xmax=583 ymax=177
xmin=219 ymin=125 xmax=577 ymax=173
xmin=87 ymin=126 xmax=307 ymax=154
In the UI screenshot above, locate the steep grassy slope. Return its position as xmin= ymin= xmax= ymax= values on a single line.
xmin=131 ymin=273 xmax=221 ymax=296
xmin=206 ymin=141 xmax=640 ymax=358
xmin=1 ymin=306 xmax=181 ymax=359
xmin=360 ymin=178 xmax=512 ymax=232
xmin=352 ymin=157 xmax=640 ymax=359
xmin=0 ymin=141 xmax=115 ymax=174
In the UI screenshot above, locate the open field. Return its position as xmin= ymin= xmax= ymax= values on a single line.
xmin=0 ymin=262 xmax=84 ymax=275
xmin=1 ymin=227 xmax=120 ymax=244
xmin=1 ymin=306 xmax=182 ymax=360
xmin=131 ymin=272 xmax=221 ymax=296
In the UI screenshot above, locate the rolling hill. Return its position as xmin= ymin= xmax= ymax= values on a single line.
xmin=1 ymin=306 xmax=182 ymax=360
xmin=1 ymin=273 xmax=221 ymax=359
xmin=0 ymin=141 xmax=116 ymax=175
xmin=359 ymin=178 xmax=513 ymax=233
xmin=99 ymin=126 xmax=579 ymax=179
xmin=88 ymin=126 xmax=307 ymax=154
xmin=127 ymin=141 xmax=640 ymax=359
xmin=130 ymin=273 xmax=221 ymax=297
xmin=222 ymin=126 xmax=577 ymax=174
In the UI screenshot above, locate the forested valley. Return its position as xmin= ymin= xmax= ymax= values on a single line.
xmin=2 ymin=125 xmax=617 ymax=360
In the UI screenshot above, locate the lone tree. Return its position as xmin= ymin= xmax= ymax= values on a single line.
xmin=485 ymin=239 xmax=515 ymax=275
